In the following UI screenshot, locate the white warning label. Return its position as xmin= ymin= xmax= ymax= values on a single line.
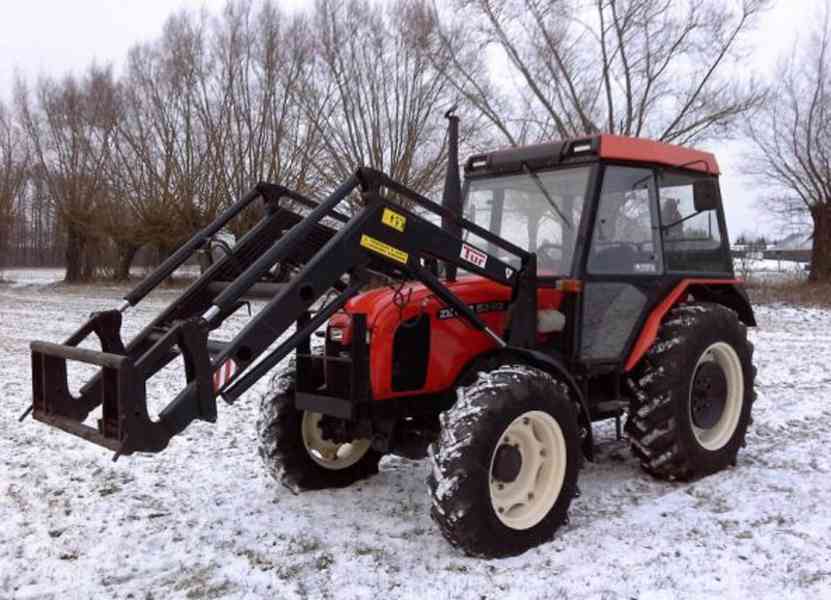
xmin=460 ymin=243 xmax=487 ymax=269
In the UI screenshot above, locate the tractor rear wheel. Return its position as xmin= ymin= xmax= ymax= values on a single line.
xmin=257 ymin=369 xmax=382 ymax=491
xmin=428 ymin=365 xmax=581 ymax=558
xmin=626 ymin=303 xmax=756 ymax=480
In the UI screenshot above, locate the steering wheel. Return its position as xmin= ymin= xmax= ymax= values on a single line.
xmin=536 ymin=242 xmax=564 ymax=272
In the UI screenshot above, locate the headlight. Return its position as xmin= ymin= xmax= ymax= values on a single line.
xmin=329 ymin=328 xmax=345 ymax=342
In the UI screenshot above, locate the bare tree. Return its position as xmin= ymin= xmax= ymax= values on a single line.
xmin=201 ymin=1 xmax=325 ymax=235
xmin=304 ymin=0 xmax=462 ymax=212
xmin=0 ymin=101 xmax=29 ymax=271
xmin=745 ymin=7 xmax=831 ymax=281
xmin=15 ymin=171 xmax=65 ymax=267
xmin=431 ymin=0 xmax=769 ymax=146
xmin=108 ymin=9 xmax=221 ymax=278
xmin=15 ymin=66 xmax=119 ymax=282
xmin=218 ymin=2 xmax=321 ymax=191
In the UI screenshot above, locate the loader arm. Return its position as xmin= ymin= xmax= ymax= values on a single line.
xmin=28 ymin=168 xmax=535 ymax=459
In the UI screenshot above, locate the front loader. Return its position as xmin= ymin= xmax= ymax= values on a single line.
xmin=27 ymin=112 xmax=757 ymax=557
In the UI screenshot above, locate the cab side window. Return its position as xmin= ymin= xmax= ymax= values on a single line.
xmin=658 ymin=173 xmax=730 ymax=273
xmin=588 ymin=167 xmax=661 ymax=275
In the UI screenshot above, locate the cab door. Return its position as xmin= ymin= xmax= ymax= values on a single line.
xmin=578 ymin=165 xmax=664 ymax=366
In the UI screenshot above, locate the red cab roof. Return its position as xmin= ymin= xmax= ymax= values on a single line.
xmin=597 ymin=134 xmax=719 ymax=175
xmin=465 ymin=134 xmax=721 ymax=176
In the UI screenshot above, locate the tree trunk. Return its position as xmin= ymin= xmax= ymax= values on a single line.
xmin=65 ymin=223 xmax=99 ymax=282
xmin=82 ymin=241 xmax=97 ymax=281
xmin=809 ymin=203 xmax=831 ymax=282
xmin=0 ymin=218 xmax=9 ymax=270
xmin=115 ymin=243 xmax=140 ymax=282
xmin=64 ymin=225 xmax=83 ymax=282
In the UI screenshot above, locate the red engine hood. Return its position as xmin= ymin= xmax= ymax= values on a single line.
xmin=328 ymin=275 xmax=563 ymax=341
xmin=349 ymin=275 xmax=508 ymax=319
xmin=326 ymin=275 xmax=567 ymax=400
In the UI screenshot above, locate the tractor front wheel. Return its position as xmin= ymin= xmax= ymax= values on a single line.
xmin=257 ymin=370 xmax=381 ymax=491
xmin=428 ymin=365 xmax=581 ymax=558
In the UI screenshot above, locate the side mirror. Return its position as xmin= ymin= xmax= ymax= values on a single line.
xmin=693 ymin=179 xmax=720 ymax=212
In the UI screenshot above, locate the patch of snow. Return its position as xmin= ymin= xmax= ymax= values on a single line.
xmin=651 ymin=337 xmax=682 ymax=354
xmin=675 ymin=304 xmax=709 ymax=314
xmin=637 ymin=368 xmax=663 ymax=388
xmin=433 ymin=474 xmax=459 ymax=503
xmin=1 ymin=285 xmax=830 ymax=598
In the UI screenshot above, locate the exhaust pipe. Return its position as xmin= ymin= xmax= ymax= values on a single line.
xmin=441 ymin=106 xmax=462 ymax=281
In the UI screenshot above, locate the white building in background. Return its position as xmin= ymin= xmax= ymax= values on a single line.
xmin=765 ymin=232 xmax=812 ymax=263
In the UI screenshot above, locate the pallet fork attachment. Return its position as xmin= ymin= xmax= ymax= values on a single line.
xmin=27 ymin=168 xmax=539 ymax=460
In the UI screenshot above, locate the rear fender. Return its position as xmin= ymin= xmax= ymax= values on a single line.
xmin=624 ymin=279 xmax=754 ymax=373
xmin=688 ymin=283 xmax=756 ymax=326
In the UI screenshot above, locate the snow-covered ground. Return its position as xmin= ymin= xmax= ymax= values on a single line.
xmin=1 ymin=270 xmax=830 ymax=599
xmin=0 ymin=266 xmax=201 ymax=288
xmin=0 ymin=268 xmax=66 ymax=287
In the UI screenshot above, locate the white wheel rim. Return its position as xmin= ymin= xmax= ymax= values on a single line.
xmin=301 ymin=412 xmax=371 ymax=470
xmin=689 ymin=342 xmax=744 ymax=451
xmin=488 ymin=410 xmax=567 ymax=531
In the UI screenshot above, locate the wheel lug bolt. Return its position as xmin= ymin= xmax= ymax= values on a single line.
xmin=540 ymin=449 xmax=547 ymax=457
xmin=498 ymin=507 xmax=504 ymax=514
xmin=523 ymin=417 xmax=530 ymax=425
xmin=498 ymin=483 xmax=504 ymax=490
xmin=527 ymin=493 xmax=534 ymax=500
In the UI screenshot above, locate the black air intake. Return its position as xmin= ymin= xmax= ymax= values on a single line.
xmin=441 ymin=106 xmax=462 ymax=281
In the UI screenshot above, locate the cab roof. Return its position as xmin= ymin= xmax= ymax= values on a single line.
xmin=465 ymin=134 xmax=720 ymax=177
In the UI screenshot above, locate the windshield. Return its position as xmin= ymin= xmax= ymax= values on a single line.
xmin=463 ymin=166 xmax=591 ymax=276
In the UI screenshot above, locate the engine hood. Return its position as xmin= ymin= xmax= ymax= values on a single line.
xmin=327 ymin=275 xmax=564 ymax=343
xmin=347 ymin=276 xmax=510 ymax=322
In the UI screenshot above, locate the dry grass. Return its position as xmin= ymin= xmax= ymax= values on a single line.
xmin=746 ymin=279 xmax=831 ymax=307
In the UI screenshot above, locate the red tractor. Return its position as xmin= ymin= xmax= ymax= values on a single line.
xmin=28 ymin=113 xmax=756 ymax=558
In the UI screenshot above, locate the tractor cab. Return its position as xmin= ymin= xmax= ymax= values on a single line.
xmin=461 ymin=136 xmax=729 ymax=281
xmin=454 ymin=135 xmax=739 ymax=372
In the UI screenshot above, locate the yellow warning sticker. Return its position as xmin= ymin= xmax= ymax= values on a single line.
xmin=381 ymin=208 xmax=406 ymax=232
xmin=360 ymin=234 xmax=409 ymax=264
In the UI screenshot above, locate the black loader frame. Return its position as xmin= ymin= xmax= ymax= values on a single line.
xmin=27 ymin=168 xmax=581 ymax=460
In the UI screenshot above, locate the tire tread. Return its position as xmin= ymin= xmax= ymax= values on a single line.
xmin=625 ymin=302 xmax=756 ymax=480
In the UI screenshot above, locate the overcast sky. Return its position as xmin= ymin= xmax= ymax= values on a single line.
xmin=0 ymin=0 xmax=824 ymax=239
